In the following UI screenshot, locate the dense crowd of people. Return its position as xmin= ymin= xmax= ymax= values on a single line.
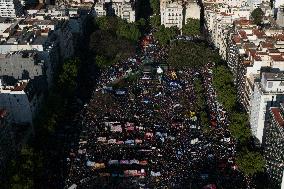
xmin=65 ymin=34 xmax=243 ymax=189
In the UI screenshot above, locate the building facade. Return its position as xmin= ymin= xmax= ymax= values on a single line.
xmin=160 ymin=0 xmax=183 ymax=29
xmin=0 ymin=0 xmax=23 ymax=18
xmin=250 ymin=71 xmax=284 ymax=143
xmin=0 ymin=78 xmax=46 ymax=124
xmin=264 ymin=104 xmax=284 ymax=188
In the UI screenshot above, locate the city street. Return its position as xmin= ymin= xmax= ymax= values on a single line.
xmin=65 ymin=34 xmax=244 ymax=189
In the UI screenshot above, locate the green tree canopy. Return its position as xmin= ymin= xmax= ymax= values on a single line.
xmin=116 ymin=22 xmax=141 ymax=42
xmin=150 ymin=0 xmax=160 ymax=15
xmin=236 ymin=150 xmax=265 ymax=176
xmin=153 ymin=25 xmax=179 ymax=45
xmin=228 ymin=112 xmax=251 ymax=144
xmin=167 ymin=41 xmax=214 ymax=69
xmin=183 ymin=18 xmax=200 ymax=36
xmin=213 ymin=65 xmax=237 ymax=111
xmin=251 ymin=8 xmax=264 ymax=25
xmin=8 ymin=145 xmax=44 ymax=189
xmin=58 ymin=58 xmax=80 ymax=95
xmin=90 ymin=16 xmax=137 ymax=68
xmin=150 ymin=15 xmax=161 ymax=28
xmin=95 ymin=16 xmax=141 ymax=42
xmin=90 ymin=30 xmax=135 ymax=67
xmin=95 ymin=16 xmax=119 ymax=33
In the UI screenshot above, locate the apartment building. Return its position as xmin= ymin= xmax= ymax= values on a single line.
xmin=0 ymin=0 xmax=23 ymax=18
xmin=101 ymin=0 xmax=135 ymax=23
xmin=250 ymin=70 xmax=284 ymax=143
xmin=0 ymin=78 xmax=46 ymax=124
xmin=264 ymin=103 xmax=284 ymax=188
xmin=227 ymin=20 xmax=284 ymax=109
xmin=94 ymin=2 xmax=107 ymax=17
xmin=160 ymin=0 xmax=183 ymax=29
xmin=185 ymin=1 xmax=201 ymax=20
xmin=204 ymin=3 xmax=251 ymax=59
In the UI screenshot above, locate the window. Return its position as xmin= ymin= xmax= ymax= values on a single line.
xmin=268 ymin=82 xmax=273 ymax=88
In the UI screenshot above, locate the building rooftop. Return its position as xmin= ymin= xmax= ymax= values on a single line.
xmin=270 ymin=107 xmax=284 ymax=128
xmin=263 ymin=72 xmax=284 ymax=80
xmin=270 ymin=55 xmax=284 ymax=61
xmin=0 ymin=78 xmax=28 ymax=91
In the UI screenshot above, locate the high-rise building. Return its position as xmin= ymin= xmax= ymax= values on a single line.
xmin=264 ymin=103 xmax=284 ymax=188
xmin=250 ymin=70 xmax=284 ymax=143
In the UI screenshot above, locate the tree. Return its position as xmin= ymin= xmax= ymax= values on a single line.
xmin=150 ymin=15 xmax=161 ymax=28
xmin=90 ymin=30 xmax=135 ymax=66
xmin=95 ymin=55 xmax=111 ymax=69
xmin=213 ymin=65 xmax=237 ymax=111
xmin=8 ymin=145 xmax=44 ymax=189
xmin=251 ymin=8 xmax=264 ymax=25
xmin=183 ymin=18 xmax=200 ymax=36
xmin=116 ymin=21 xmax=141 ymax=42
xmin=229 ymin=112 xmax=251 ymax=144
xmin=153 ymin=25 xmax=179 ymax=45
xmin=236 ymin=150 xmax=265 ymax=176
xmin=150 ymin=0 xmax=160 ymax=15
xmin=95 ymin=16 xmax=120 ymax=33
xmin=167 ymin=41 xmax=214 ymax=69
xmin=58 ymin=58 xmax=80 ymax=95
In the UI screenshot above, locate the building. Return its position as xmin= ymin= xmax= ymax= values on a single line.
xmin=94 ymin=2 xmax=107 ymax=17
xmin=275 ymin=0 xmax=284 ymax=9
xmin=276 ymin=5 xmax=284 ymax=27
xmin=247 ymin=0 xmax=264 ymax=9
xmin=0 ymin=78 xmax=46 ymax=124
xmin=226 ymin=19 xmax=284 ymax=111
xmin=0 ymin=51 xmax=44 ymax=80
xmin=250 ymin=70 xmax=284 ymax=143
xmin=204 ymin=3 xmax=251 ymax=59
xmin=160 ymin=0 xmax=183 ymax=29
xmin=0 ymin=49 xmax=60 ymax=89
xmin=0 ymin=0 xmax=23 ymax=18
xmin=103 ymin=0 xmax=136 ymax=23
xmin=264 ymin=103 xmax=284 ymax=188
xmin=185 ymin=1 xmax=201 ymax=20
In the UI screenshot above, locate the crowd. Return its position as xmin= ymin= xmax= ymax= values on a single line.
xmin=65 ymin=34 xmax=241 ymax=189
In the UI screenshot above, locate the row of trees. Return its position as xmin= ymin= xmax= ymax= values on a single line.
xmin=5 ymin=146 xmax=43 ymax=189
xmin=149 ymin=0 xmax=201 ymax=45
xmin=212 ymin=65 xmax=237 ymax=111
xmin=193 ymin=77 xmax=210 ymax=132
xmin=167 ymin=41 xmax=218 ymax=69
xmin=212 ymin=63 xmax=265 ymax=178
xmin=90 ymin=16 xmax=143 ymax=68
xmin=150 ymin=19 xmax=201 ymax=46
xmin=182 ymin=18 xmax=201 ymax=36
xmin=153 ymin=25 xmax=179 ymax=46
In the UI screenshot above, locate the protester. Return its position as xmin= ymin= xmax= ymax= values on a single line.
xmin=65 ymin=34 xmax=238 ymax=189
